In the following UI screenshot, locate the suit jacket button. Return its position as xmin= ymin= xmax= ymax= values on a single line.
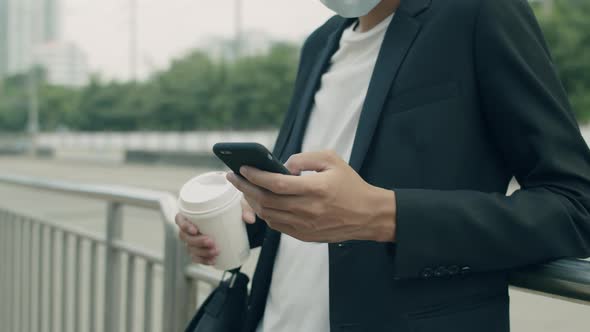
xmin=460 ymin=266 xmax=472 ymax=274
xmin=421 ymin=268 xmax=434 ymax=279
xmin=434 ymin=266 xmax=448 ymax=277
xmin=448 ymin=265 xmax=460 ymax=275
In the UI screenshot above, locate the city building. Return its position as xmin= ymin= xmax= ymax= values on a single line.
xmin=35 ymin=41 xmax=89 ymax=87
xmin=42 ymin=0 xmax=59 ymax=41
xmin=0 ymin=0 xmax=8 ymax=78
xmin=0 ymin=0 xmax=60 ymax=77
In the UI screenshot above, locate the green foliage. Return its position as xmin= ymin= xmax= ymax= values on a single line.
xmin=0 ymin=42 xmax=300 ymax=132
xmin=209 ymin=43 xmax=299 ymax=130
xmin=0 ymin=74 xmax=29 ymax=131
xmin=532 ymin=0 xmax=590 ymax=122
xmin=1 ymin=3 xmax=590 ymax=132
xmin=40 ymin=84 xmax=80 ymax=130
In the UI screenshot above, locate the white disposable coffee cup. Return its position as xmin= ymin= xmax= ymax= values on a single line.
xmin=178 ymin=171 xmax=250 ymax=271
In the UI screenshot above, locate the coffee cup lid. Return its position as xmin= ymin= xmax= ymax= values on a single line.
xmin=178 ymin=171 xmax=240 ymax=214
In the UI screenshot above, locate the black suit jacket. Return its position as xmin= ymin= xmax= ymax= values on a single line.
xmin=244 ymin=0 xmax=590 ymax=331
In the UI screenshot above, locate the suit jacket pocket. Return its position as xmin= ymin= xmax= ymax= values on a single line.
xmin=387 ymin=81 xmax=460 ymax=114
xmin=407 ymin=293 xmax=509 ymax=332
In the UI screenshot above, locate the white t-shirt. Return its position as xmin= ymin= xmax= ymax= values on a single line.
xmin=256 ymin=13 xmax=394 ymax=332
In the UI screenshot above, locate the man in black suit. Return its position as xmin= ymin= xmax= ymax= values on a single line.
xmin=177 ymin=0 xmax=590 ymax=331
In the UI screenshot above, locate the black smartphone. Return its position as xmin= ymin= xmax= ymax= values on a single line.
xmin=213 ymin=142 xmax=291 ymax=176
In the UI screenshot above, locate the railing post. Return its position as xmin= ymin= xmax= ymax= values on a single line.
xmin=8 ymin=215 xmax=16 ymax=332
xmin=159 ymin=194 xmax=191 ymax=332
xmin=104 ymin=202 xmax=123 ymax=332
xmin=187 ymin=279 xmax=198 ymax=320
xmin=49 ymin=228 xmax=56 ymax=332
xmin=175 ymin=241 xmax=192 ymax=329
xmin=161 ymin=223 xmax=181 ymax=332
xmin=37 ymin=224 xmax=45 ymax=332
xmin=0 ymin=213 xmax=7 ymax=329
xmin=160 ymin=195 xmax=184 ymax=332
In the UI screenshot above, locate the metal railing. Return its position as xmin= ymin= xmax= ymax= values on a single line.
xmin=0 ymin=174 xmax=215 ymax=332
xmin=509 ymin=258 xmax=590 ymax=303
xmin=0 ymin=174 xmax=589 ymax=332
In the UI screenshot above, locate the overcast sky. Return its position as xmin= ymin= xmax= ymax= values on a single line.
xmin=62 ymin=0 xmax=334 ymax=80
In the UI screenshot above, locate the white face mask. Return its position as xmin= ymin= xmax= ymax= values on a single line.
xmin=319 ymin=0 xmax=382 ymax=18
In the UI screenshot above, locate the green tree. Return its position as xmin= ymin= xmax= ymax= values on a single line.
xmin=75 ymin=77 xmax=138 ymax=131
xmin=144 ymin=51 xmax=225 ymax=130
xmin=211 ymin=42 xmax=299 ymax=129
xmin=0 ymin=74 xmax=29 ymax=131
xmin=39 ymin=84 xmax=79 ymax=131
xmin=533 ymin=0 xmax=590 ymax=121
xmin=0 ymin=41 xmax=301 ymax=132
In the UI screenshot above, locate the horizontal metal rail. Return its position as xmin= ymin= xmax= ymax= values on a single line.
xmin=509 ymin=258 xmax=590 ymax=304
xmin=185 ymin=265 xmax=224 ymax=287
xmin=0 ymin=173 xmax=174 ymax=211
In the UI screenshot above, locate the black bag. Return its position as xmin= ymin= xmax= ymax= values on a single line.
xmin=184 ymin=268 xmax=250 ymax=332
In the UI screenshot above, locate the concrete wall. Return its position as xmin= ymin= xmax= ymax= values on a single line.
xmin=37 ymin=130 xmax=278 ymax=153
xmin=33 ymin=130 xmax=278 ymax=166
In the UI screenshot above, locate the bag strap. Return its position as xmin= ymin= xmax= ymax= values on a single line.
xmin=220 ymin=266 xmax=242 ymax=289
xmin=222 ymin=267 xmax=241 ymax=281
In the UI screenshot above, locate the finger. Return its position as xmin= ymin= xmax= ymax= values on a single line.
xmin=175 ymin=213 xmax=198 ymax=235
xmin=228 ymin=172 xmax=267 ymax=197
xmin=228 ymin=173 xmax=279 ymax=206
xmin=183 ymin=234 xmax=216 ymax=249
xmin=179 ymin=228 xmax=204 ymax=246
xmin=178 ymin=228 xmax=188 ymax=244
xmin=267 ymin=222 xmax=310 ymax=242
xmin=243 ymin=195 xmax=261 ymax=214
xmin=188 ymin=246 xmax=220 ymax=259
xmin=268 ymin=225 xmax=330 ymax=244
xmin=241 ymin=199 xmax=256 ymax=224
xmin=189 ymin=254 xmax=205 ymax=264
xmin=258 ymin=209 xmax=337 ymax=243
xmin=258 ymin=208 xmax=308 ymax=231
xmin=195 ymin=254 xmax=217 ymax=266
xmin=229 ymin=173 xmax=300 ymax=212
xmin=189 ymin=254 xmax=216 ymax=266
xmin=237 ymin=167 xmax=309 ymax=195
xmin=284 ymin=151 xmax=339 ymax=175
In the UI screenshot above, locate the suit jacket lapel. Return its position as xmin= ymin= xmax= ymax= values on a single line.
xmin=264 ymin=18 xmax=353 ymax=265
xmin=279 ymin=18 xmax=354 ymax=162
xmin=348 ymin=6 xmax=426 ymax=172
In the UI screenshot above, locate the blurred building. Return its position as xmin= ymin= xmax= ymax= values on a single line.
xmin=0 ymin=0 xmax=8 ymax=78
xmin=35 ymin=41 xmax=89 ymax=87
xmin=0 ymin=0 xmax=61 ymax=77
xmin=41 ymin=0 xmax=59 ymax=41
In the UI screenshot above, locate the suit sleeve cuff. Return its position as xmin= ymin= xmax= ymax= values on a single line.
xmin=393 ymin=189 xmax=469 ymax=280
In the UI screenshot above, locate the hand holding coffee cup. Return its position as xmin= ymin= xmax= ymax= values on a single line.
xmin=176 ymin=171 xmax=253 ymax=270
xmin=175 ymin=199 xmax=254 ymax=266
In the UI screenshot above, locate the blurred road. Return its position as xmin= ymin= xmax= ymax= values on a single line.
xmin=0 ymin=156 xmax=588 ymax=331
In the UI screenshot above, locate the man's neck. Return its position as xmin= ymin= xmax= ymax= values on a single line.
xmin=357 ymin=0 xmax=401 ymax=32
